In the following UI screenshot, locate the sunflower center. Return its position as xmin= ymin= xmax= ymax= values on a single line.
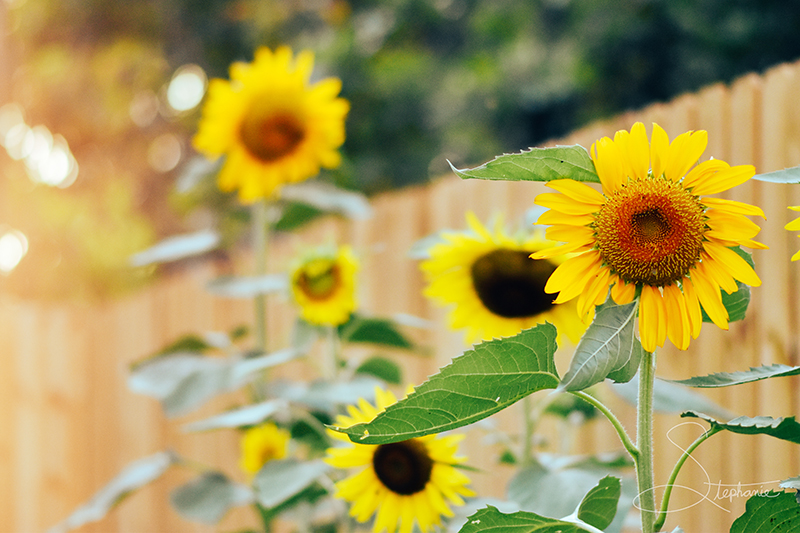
xmin=372 ymin=440 xmax=433 ymax=495
xmin=297 ymin=259 xmax=340 ymax=300
xmin=593 ymin=177 xmax=707 ymax=286
xmin=240 ymin=111 xmax=305 ymax=162
xmin=470 ymin=249 xmax=557 ymax=319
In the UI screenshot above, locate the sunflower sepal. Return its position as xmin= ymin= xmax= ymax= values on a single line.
xmin=333 ymin=324 xmax=559 ymax=445
xmin=558 ymin=300 xmax=641 ymax=393
xmin=449 ymin=145 xmax=600 ymax=184
xmin=699 ymin=246 xmax=754 ymax=324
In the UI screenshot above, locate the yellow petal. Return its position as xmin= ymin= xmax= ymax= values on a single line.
xmin=705 ymin=210 xmax=762 ymax=241
xmin=545 ymin=224 xmax=595 ymax=243
xmin=626 ymin=122 xmax=650 ymax=180
xmin=465 ymin=211 xmax=494 ymax=241
xmin=698 ymin=251 xmax=740 ymax=294
xmin=690 ymin=264 xmax=729 ymax=330
xmin=663 ymin=284 xmax=690 ymax=350
xmin=703 ymin=242 xmax=761 ymax=287
xmin=592 ymin=136 xmax=626 ymax=195
xmin=535 ymin=193 xmax=601 ymax=215
xmin=649 ymin=123 xmax=670 ymax=179
xmin=785 ymin=217 xmax=800 ymax=231
xmin=610 ymin=274 xmax=636 ymax=304
xmin=577 ymin=267 xmax=611 ymax=319
xmin=793 ymin=248 xmax=800 ymax=261
xmin=537 ymin=209 xmax=595 ymax=227
xmin=547 ymin=179 xmax=605 ymax=205
xmin=689 ymin=164 xmax=755 ymax=195
xmin=531 ymin=240 xmax=593 ymax=260
xmin=639 ymin=285 xmax=666 ymax=353
xmin=665 ymin=130 xmax=708 ymax=182
xmin=545 ymin=250 xmax=603 ymax=301
xmin=680 ymin=277 xmax=703 ymax=339
xmin=701 ymin=197 xmax=766 ymax=219
xmin=740 ymin=238 xmax=769 ymax=250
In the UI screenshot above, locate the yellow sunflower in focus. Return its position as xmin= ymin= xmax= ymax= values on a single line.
xmin=193 ymin=46 xmax=349 ymax=203
xmin=421 ymin=212 xmax=586 ymax=344
xmin=240 ymin=422 xmax=291 ymax=476
xmin=291 ymin=244 xmax=358 ymax=326
xmin=785 ymin=206 xmax=800 ymax=261
xmin=325 ymin=388 xmax=475 ymax=533
xmin=533 ymin=122 xmax=766 ymax=353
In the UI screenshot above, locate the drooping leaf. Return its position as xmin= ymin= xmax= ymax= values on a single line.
xmin=128 ymin=349 xmax=299 ymax=417
xmin=753 ymin=165 xmax=800 ymax=184
xmin=730 ymin=490 xmax=800 ymax=532
xmin=701 ymin=246 xmax=753 ymax=323
xmin=273 ymin=202 xmax=324 ymax=232
xmin=170 ymin=472 xmax=253 ymax=525
xmin=457 ymin=506 xmax=585 ymax=533
xmin=611 ymin=376 xmax=736 ymax=420
xmin=682 ymin=412 xmax=800 ymax=444
xmin=667 ymin=364 xmax=800 ymax=388
xmin=450 ymin=145 xmax=600 ymax=184
xmin=543 ymin=392 xmax=598 ymax=422
xmin=205 ymin=274 xmax=288 ymax=298
xmin=280 ymin=180 xmax=373 ymax=220
xmin=780 ymin=477 xmax=800 ymax=490
xmin=338 ymin=314 xmax=414 ymax=349
xmin=47 ymin=452 xmax=176 ymax=533
xmin=182 ymin=399 xmax=288 ymax=432
xmin=577 ymin=476 xmax=621 ymax=530
xmin=558 ymin=301 xmax=639 ymax=392
xmin=355 ymin=356 xmax=403 ymax=384
xmin=335 ymin=324 xmax=559 ymax=445
xmin=272 ymin=376 xmax=383 ymax=412
xmin=253 ymin=459 xmax=330 ymax=509
xmin=129 ymin=229 xmax=220 ymax=267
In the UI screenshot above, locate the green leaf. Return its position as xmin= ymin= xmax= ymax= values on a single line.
xmin=280 ymin=181 xmax=373 ymax=220
xmin=253 ymin=459 xmax=330 ymax=509
xmin=780 ymin=477 xmax=800 ymax=490
xmin=701 ymin=247 xmax=753 ymax=323
xmin=543 ymin=392 xmax=598 ymax=422
xmin=129 ymin=229 xmax=220 ymax=267
xmin=667 ymin=364 xmax=800 ymax=388
xmin=558 ymin=301 xmax=639 ymax=392
xmin=612 ymin=377 xmax=736 ymax=420
xmin=48 ymin=452 xmax=176 ymax=533
xmin=450 ymin=145 xmax=600 ymax=184
xmin=753 ymin=165 xmax=800 ymax=184
xmin=458 ymin=506 xmax=585 ymax=533
xmin=205 ymin=274 xmax=288 ymax=299
xmin=730 ymin=490 xmax=800 ymax=532
xmin=335 ymin=324 xmax=559 ymax=444
xmin=170 ymin=472 xmax=253 ymax=524
xmin=273 ymin=202 xmax=324 ymax=232
xmin=577 ymin=476 xmax=621 ymax=530
xmin=338 ymin=315 xmax=414 ymax=349
xmin=182 ymin=399 xmax=288 ymax=432
xmin=355 ymin=356 xmax=403 ymax=384
xmin=682 ymin=412 xmax=800 ymax=444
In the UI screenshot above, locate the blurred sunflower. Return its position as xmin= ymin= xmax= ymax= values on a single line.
xmin=325 ymin=388 xmax=474 ymax=533
xmin=420 ymin=212 xmax=585 ymax=344
xmin=193 ymin=46 xmax=349 ymax=203
xmin=533 ymin=122 xmax=766 ymax=353
xmin=291 ymin=244 xmax=358 ymax=326
xmin=785 ymin=206 xmax=800 ymax=261
xmin=240 ymin=422 xmax=291 ymax=476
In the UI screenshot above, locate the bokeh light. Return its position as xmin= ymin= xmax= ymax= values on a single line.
xmin=147 ymin=133 xmax=182 ymax=173
xmin=0 ymin=229 xmax=29 ymax=274
xmin=165 ymin=64 xmax=207 ymax=113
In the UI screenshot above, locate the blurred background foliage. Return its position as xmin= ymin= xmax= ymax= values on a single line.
xmin=2 ymin=0 xmax=800 ymax=300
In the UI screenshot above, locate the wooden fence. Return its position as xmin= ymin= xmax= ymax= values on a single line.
xmin=4 ymin=59 xmax=800 ymax=533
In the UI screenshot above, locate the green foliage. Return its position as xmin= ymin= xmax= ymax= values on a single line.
xmin=612 ymin=377 xmax=735 ymax=420
xmin=457 ymin=506 xmax=587 ymax=533
xmin=170 ymin=472 xmax=253 ymax=524
xmin=730 ymin=491 xmax=800 ymax=533
xmin=182 ymin=400 xmax=287 ymax=432
xmin=668 ymin=364 xmax=800 ymax=388
xmin=577 ymin=476 xmax=621 ymax=531
xmin=451 ymin=145 xmax=600 ymax=184
xmin=682 ymin=412 xmax=800 ymax=444
xmin=355 ymin=356 xmax=403 ymax=385
xmin=558 ymin=300 xmax=641 ymax=392
xmin=253 ymin=459 xmax=330 ymax=509
xmin=338 ymin=314 xmax=415 ymax=349
xmin=753 ymin=165 xmax=800 ymax=184
xmin=701 ymin=247 xmax=754 ymax=324
xmin=335 ymin=324 xmax=559 ymax=444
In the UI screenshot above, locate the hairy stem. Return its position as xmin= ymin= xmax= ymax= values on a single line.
xmin=569 ymin=391 xmax=639 ymax=460
xmin=253 ymin=201 xmax=269 ymax=352
xmin=637 ymin=349 xmax=657 ymax=532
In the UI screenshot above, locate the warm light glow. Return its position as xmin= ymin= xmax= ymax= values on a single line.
xmin=166 ymin=64 xmax=207 ymax=113
xmin=147 ymin=133 xmax=182 ymax=172
xmin=0 ymin=229 xmax=28 ymax=274
xmin=129 ymin=90 xmax=160 ymax=128
xmin=0 ymin=103 xmax=25 ymax=141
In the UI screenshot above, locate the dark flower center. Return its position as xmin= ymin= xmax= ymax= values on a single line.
xmin=470 ymin=249 xmax=557 ymax=319
xmin=372 ymin=440 xmax=433 ymax=495
xmin=240 ymin=112 xmax=305 ymax=162
xmin=593 ymin=177 xmax=707 ymax=286
xmin=297 ymin=259 xmax=340 ymax=300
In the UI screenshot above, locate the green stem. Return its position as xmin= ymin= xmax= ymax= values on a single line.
xmin=637 ymin=349 xmax=657 ymax=533
xmin=256 ymin=502 xmax=274 ymax=533
xmin=652 ymin=425 xmax=722 ymax=532
xmin=253 ymin=201 xmax=269 ymax=353
xmin=324 ymin=326 xmax=341 ymax=381
xmin=521 ymin=395 xmax=534 ymax=466
xmin=569 ymin=391 xmax=638 ymax=460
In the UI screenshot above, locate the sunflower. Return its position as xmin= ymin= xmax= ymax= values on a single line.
xmin=290 ymin=244 xmax=359 ymax=326
xmin=325 ymin=388 xmax=474 ymax=533
xmin=533 ymin=122 xmax=766 ymax=353
xmin=193 ymin=46 xmax=349 ymax=203
xmin=420 ymin=212 xmax=586 ymax=344
xmin=240 ymin=422 xmax=291 ymax=476
xmin=786 ymin=206 xmax=800 ymax=261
